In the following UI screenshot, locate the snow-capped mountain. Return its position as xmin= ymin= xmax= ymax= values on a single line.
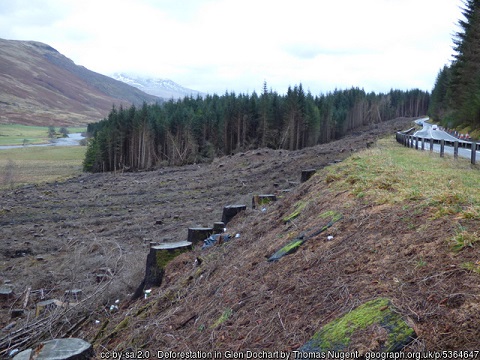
xmin=112 ymin=73 xmax=204 ymax=100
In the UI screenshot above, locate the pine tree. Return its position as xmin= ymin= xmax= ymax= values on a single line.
xmin=449 ymin=0 xmax=480 ymax=126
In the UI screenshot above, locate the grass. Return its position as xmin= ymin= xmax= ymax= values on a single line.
xmin=321 ymin=137 xmax=480 ymax=257
xmin=0 ymin=145 xmax=86 ymax=189
xmin=0 ymin=124 xmax=86 ymax=146
xmin=324 ymin=137 xmax=480 ymax=219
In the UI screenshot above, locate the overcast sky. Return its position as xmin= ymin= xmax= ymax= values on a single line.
xmin=0 ymin=0 xmax=464 ymax=95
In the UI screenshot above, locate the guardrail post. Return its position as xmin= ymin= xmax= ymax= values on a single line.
xmin=430 ymin=137 xmax=434 ymax=151
xmin=471 ymin=141 xmax=477 ymax=165
xmin=440 ymin=139 xmax=445 ymax=157
xmin=454 ymin=141 xmax=459 ymax=159
xmin=415 ymin=136 xmax=419 ymax=150
xmin=421 ymin=137 xmax=425 ymax=150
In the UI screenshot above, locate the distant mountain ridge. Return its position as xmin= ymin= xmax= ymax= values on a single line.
xmin=112 ymin=73 xmax=204 ymax=100
xmin=0 ymin=38 xmax=163 ymax=126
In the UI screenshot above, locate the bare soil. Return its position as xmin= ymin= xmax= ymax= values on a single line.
xmin=3 ymin=117 xmax=477 ymax=354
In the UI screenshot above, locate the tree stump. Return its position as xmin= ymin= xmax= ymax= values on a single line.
xmin=13 ymin=338 xmax=93 ymax=360
xmin=35 ymin=299 xmax=65 ymax=317
xmin=64 ymin=289 xmax=82 ymax=302
xmin=301 ymin=169 xmax=316 ymax=182
xmin=252 ymin=194 xmax=277 ymax=209
xmin=221 ymin=205 xmax=247 ymax=225
xmin=0 ymin=285 xmax=13 ymax=301
xmin=132 ymin=241 xmax=192 ymax=300
xmin=188 ymin=227 xmax=214 ymax=245
xmin=95 ymin=267 xmax=112 ymax=283
xmin=11 ymin=309 xmax=25 ymax=318
xmin=213 ymin=222 xmax=225 ymax=234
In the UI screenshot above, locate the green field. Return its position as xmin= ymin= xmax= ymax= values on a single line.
xmin=0 ymin=124 xmax=87 ymax=146
xmin=0 ymin=145 xmax=87 ymax=189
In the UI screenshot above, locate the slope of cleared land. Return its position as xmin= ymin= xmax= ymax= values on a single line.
xmin=2 ymin=117 xmax=479 ymax=355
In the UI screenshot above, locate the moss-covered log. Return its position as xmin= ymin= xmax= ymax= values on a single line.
xmin=298 ymin=298 xmax=416 ymax=352
xmin=268 ymin=238 xmax=305 ymax=262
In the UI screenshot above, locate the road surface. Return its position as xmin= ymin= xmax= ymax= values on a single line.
xmin=412 ymin=118 xmax=479 ymax=160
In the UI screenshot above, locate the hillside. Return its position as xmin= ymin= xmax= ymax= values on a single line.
xmin=0 ymin=38 xmax=162 ymax=126
xmin=1 ymin=117 xmax=480 ymax=355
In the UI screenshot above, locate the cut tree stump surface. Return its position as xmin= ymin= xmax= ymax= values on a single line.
xmin=13 ymin=338 xmax=93 ymax=359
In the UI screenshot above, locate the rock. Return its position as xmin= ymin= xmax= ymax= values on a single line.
xmin=298 ymin=298 xmax=416 ymax=353
xmin=13 ymin=338 xmax=93 ymax=359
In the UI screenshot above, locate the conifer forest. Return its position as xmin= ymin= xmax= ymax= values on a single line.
xmin=84 ymin=85 xmax=429 ymax=172
xmin=429 ymin=0 xmax=480 ymax=129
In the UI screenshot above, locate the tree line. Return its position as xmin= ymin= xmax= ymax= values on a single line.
xmin=83 ymin=84 xmax=429 ymax=172
xmin=429 ymin=0 xmax=480 ymax=129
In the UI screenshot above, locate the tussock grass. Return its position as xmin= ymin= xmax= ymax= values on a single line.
xmin=0 ymin=146 xmax=86 ymax=188
xmin=325 ymin=137 xmax=480 ymax=218
xmin=323 ymin=137 xmax=480 ymax=255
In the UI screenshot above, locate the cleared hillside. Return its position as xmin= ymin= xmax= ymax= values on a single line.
xmin=82 ymin=128 xmax=480 ymax=352
xmin=1 ymin=117 xmax=479 ymax=354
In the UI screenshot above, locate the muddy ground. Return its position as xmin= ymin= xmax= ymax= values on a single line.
xmin=0 ymin=117 xmax=415 ymax=353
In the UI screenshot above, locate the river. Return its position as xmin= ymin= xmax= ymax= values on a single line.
xmin=0 ymin=133 xmax=85 ymax=150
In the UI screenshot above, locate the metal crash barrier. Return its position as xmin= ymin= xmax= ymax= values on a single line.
xmin=395 ymin=131 xmax=478 ymax=165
